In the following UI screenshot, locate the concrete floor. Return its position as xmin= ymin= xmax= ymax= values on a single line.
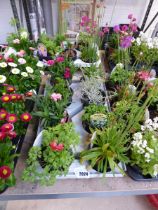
xmin=0 ymin=196 xmax=156 ymax=210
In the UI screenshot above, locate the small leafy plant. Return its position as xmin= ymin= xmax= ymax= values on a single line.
xmin=23 ymin=123 xmax=80 ymax=185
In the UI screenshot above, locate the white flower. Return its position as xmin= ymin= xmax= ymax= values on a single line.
xmin=141 ymin=125 xmax=145 ymax=131
xmin=133 ymin=132 xmax=142 ymax=140
xmin=147 ymin=42 xmax=153 ymax=49
xmin=146 ymin=159 xmax=151 ymax=163
xmin=40 ymin=70 xmax=44 ymax=75
xmin=26 ymin=67 xmax=34 ymax=73
xmin=154 ymin=117 xmax=158 ymax=123
xmin=139 ymin=52 xmax=143 ymax=56
xmin=152 ymin=122 xmax=158 ymax=130
xmin=136 ymin=37 xmax=141 ymax=46
xmin=0 ymin=62 xmax=7 ymax=68
xmin=36 ymin=61 xmax=44 ymax=68
xmin=20 ymin=31 xmax=28 ymax=39
xmin=18 ymin=58 xmax=26 ymax=64
xmin=13 ymin=39 xmax=20 ymax=44
xmin=116 ymin=63 xmax=124 ymax=69
xmin=11 ymin=68 xmax=20 ymax=74
xmin=146 ymin=147 xmax=154 ymax=154
xmin=153 ymin=164 xmax=158 ymax=176
xmin=0 ymin=75 xmax=6 ymax=83
xmin=145 ymin=119 xmax=153 ymax=125
xmin=8 ymin=62 xmax=17 ymax=67
xmin=142 ymin=140 xmax=147 ymax=148
xmin=145 ymin=152 xmax=150 ymax=159
xmin=21 ymin=72 xmax=28 ymax=77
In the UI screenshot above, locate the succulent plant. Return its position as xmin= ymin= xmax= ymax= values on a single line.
xmin=90 ymin=113 xmax=107 ymax=129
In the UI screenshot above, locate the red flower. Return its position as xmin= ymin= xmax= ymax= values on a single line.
xmin=0 ymin=109 xmax=7 ymax=113
xmin=0 ymin=55 xmax=3 ymax=60
xmin=16 ymin=94 xmax=23 ymax=100
xmin=0 ymin=123 xmax=14 ymax=132
xmin=10 ymin=94 xmax=18 ymax=101
xmin=0 ymin=111 xmax=7 ymax=120
xmin=6 ymin=114 xmax=18 ymax=123
xmin=0 ymin=166 xmax=12 ymax=179
xmin=50 ymin=141 xmax=64 ymax=151
xmin=0 ymin=132 xmax=7 ymax=140
xmin=6 ymin=58 xmax=14 ymax=63
xmin=64 ymin=67 xmax=71 ymax=79
xmin=25 ymin=91 xmax=33 ymax=97
xmin=20 ymin=113 xmax=32 ymax=122
xmin=7 ymin=130 xmax=17 ymax=139
xmin=55 ymin=56 xmax=64 ymax=63
xmin=1 ymin=95 xmax=11 ymax=103
xmin=6 ymin=86 xmax=15 ymax=93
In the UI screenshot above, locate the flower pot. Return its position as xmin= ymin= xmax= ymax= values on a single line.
xmin=126 ymin=164 xmax=158 ymax=181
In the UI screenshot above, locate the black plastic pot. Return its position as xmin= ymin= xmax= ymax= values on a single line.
xmin=126 ymin=165 xmax=158 ymax=181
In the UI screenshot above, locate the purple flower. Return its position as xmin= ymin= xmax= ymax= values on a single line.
xmin=113 ymin=25 xmax=120 ymax=33
xmin=128 ymin=14 xmax=133 ymax=19
xmin=121 ymin=25 xmax=128 ymax=32
xmin=120 ymin=36 xmax=133 ymax=48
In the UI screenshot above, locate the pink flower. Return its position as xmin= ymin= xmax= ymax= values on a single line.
xmin=81 ymin=16 xmax=90 ymax=23
xmin=137 ymin=71 xmax=150 ymax=81
xmin=86 ymin=26 xmax=91 ymax=32
xmin=128 ymin=14 xmax=133 ymax=19
xmin=113 ymin=25 xmax=120 ymax=33
xmin=13 ymin=39 xmax=20 ymax=44
xmin=121 ymin=25 xmax=128 ymax=32
xmin=55 ymin=57 xmax=64 ymax=63
xmin=51 ymin=93 xmax=62 ymax=101
xmin=98 ymin=31 xmax=104 ymax=37
xmin=47 ymin=60 xmax=55 ymax=66
xmin=17 ymin=50 xmax=25 ymax=57
xmin=130 ymin=23 xmax=138 ymax=32
xmin=103 ymin=26 xmax=109 ymax=33
xmin=132 ymin=18 xmax=136 ymax=22
xmin=60 ymin=117 xmax=67 ymax=124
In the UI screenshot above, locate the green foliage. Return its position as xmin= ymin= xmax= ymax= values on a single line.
xmin=32 ymin=81 xmax=71 ymax=128
xmin=80 ymin=127 xmax=129 ymax=174
xmin=23 ymin=123 xmax=80 ymax=185
xmin=82 ymin=104 xmax=107 ymax=122
xmin=110 ymin=67 xmax=133 ymax=86
xmin=81 ymin=45 xmax=98 ymax=63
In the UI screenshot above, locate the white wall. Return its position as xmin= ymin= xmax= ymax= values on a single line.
xmin=100 ymin=0 xmax=149 ymax=27
xmin=0 ymin=0 xmax=16 ymax=43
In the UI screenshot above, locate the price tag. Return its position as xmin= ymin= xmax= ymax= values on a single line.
xmin=74 ymin=167 xmax=90 ymax=178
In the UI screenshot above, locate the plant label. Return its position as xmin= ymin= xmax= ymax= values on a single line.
xmin=74 ymin=167 xmax=90 ymax=178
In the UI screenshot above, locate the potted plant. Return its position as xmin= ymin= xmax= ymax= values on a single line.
xmin=80 ymin=127 xmax=129 ymax=174
xmin=127 ymin=117 xmax=158 ymax=180
xmin=80 ymin=76 xmax=105 ymax=106
xmin=82 ymin=104 xmax=108 ymax=133
xmin=22 ymin=122 xmax=80 ymax=185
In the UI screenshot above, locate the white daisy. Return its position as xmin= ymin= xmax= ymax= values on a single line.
xmin=21 ymin=72 xmax=28 ymax=77
xmin=11 ymin=68 xmax=20 ymax=74
xmin=18 ymin=58 xmax=26 ymax=64
xmin=0 ymin=62 xmax=7 ymax=68
xmin=0 ymin=75 xmax=6 ymax=83
xmin=26 ymin=67 xmax=34 ymax=73
xmin=36 ymin=61 xmax=44 ymax=68
xmin=8 ymin=62 xmax=17 ymax=67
